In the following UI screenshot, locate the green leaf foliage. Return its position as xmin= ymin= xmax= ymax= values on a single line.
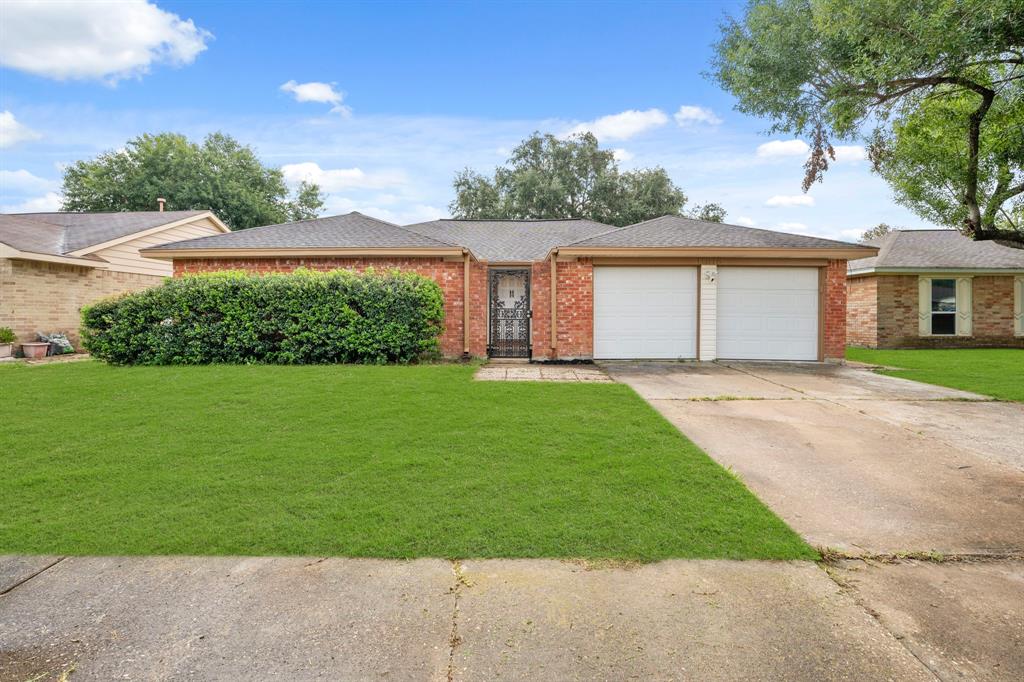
xmin=450 ymin=132 xmax=724 ymax=226
xmin=61 ymin=132 xmax=325 ymax=230
xmin=81 ymin=269 xmax=445 ymax=365
xmin=710 ymin=0 xmax=1024 ymax=239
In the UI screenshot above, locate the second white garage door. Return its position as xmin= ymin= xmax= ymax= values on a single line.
xmin=717 ymin=266 xmax=819 ymax=361
xmin=594 ymin=266 xmax=697 ymax=359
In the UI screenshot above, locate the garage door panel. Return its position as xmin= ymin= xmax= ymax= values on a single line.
xmin=594 ymin=267 xmax=697 ymax=359
xmin=717 ymin=267 xmax=819 ymax=361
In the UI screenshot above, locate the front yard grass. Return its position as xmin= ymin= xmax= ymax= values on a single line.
xmin=0 ymin=362 xmax=813 ymax=561
xmin=846 ymin=347 xmax=1024 ymax=402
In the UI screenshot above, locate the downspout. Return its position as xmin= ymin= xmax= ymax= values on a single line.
xmin=463 ymin=250 xmax=471 ymax=358
xmin=550 ymin=249 xmax=558 ymax=358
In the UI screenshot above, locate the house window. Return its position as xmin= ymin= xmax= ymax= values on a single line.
xmin=930 ymin=279 xmax=956 ymax=335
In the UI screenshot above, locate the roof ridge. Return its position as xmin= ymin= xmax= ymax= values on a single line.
xmin=442 ymin=217 xmax=591 ymax=223
xmin=560 ymin=222 xmax=634 ymax=248
xmin=397 ymin=222 xmax=463 ymax=248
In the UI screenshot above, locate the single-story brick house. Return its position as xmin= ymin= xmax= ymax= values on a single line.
xmin=142 ymin=212 xmax=875 ymax=361
xmin=0 ymin=210 xmax=228 ymax=346
xmin=847 ymin=229 xmax=1024 ymax=348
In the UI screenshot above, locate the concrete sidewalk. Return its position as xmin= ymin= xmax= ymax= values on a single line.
xmin=2 ymin=554 xmax=986 ymax=682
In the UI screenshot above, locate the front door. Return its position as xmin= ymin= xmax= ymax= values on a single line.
xmin=488 ymin=269 xmax=531 ymax=358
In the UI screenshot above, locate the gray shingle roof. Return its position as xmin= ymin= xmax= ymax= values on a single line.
xmin=566 ymin=214 xmax=871 ymax=250
xmin=15 ymin=210 xmax=207 ymax=253
xmin=403 ymin=218 xmax=617 ymax=261
xmin=849 ymin=230 xmax=1024 ymax=271
xmin=0 ymin=214 xmax=68 ymax=254
xmin=147 ymin=212 xmax=456 ymax=251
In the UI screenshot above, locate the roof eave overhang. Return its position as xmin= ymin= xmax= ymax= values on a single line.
xmin=0 ymin=243 xmax=108 ymax=268
xmin=553 ymin=246 xmax=878 ymax=260
xmin=849 ymin=266 xmax=1024 ymax=276
xmin=139 ymin=246 xmax=470 ymax=261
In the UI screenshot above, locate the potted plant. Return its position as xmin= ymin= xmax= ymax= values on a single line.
xmin=21 ymin=338 xmax=50 ymax=359
xmin=0 ymin=327 xmax=14 ymax=359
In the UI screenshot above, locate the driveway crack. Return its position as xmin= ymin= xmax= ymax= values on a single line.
xmin=817 ymin=562 xmax=943 ymax=681
xmin=446 ymin=560 xmax=470 ymax=682
xmin=0 ymin=556 xmax=66 ymax=596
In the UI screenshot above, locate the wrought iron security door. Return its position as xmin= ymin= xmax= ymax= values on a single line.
xmin=488 ymin=269 xmax=531 ymax=358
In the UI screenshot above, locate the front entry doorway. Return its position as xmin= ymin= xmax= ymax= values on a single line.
xmin=488 ymin=269 xmax=531 ymax=358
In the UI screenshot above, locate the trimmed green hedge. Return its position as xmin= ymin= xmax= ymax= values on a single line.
xmin=81 ymin=269 xmax=445 ymax=365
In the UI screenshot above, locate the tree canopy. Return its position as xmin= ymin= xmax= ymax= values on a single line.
xmin=450 ymin=132 xmax=725 ymax=227
xmin=860 ymin=222 xmax=893 ymax=242
xmin=711 ymin=0 xmax=1023 ymax=240
xmin=61 ymin=132 xmax=324 ymax=230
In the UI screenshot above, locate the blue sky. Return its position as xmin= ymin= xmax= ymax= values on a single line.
xmin=0 ymin=0 xmax=931 ymax=240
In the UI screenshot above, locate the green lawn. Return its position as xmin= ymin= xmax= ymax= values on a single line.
xmin=0 ymin=362 xmax=812 ymax=561
xmin=846 ymin=347 xmax=1024 ymax=402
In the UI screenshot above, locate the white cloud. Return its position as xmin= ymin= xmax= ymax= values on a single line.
xmin=833 ymin=145 xmax=866 ymax=162
xmin=280 ymin=162 xmax=406 ymax=192
xmin=756 ymin=139 xmax=809 ymax=158
xmin=776 ymin=221 xmax=809 ymax=233
xmin=280 ymin=80 xmax=351 ymax=116
xmin=673 ymin=105 xmax=722 ymax=127
xmin=0 ymin=169 xmax=56 ymax=193
xmin=0 ymin=111 xmax=42 ymax=148
xmin=838 ymin=228 xmax=867 ymax=241
xmin=765 ymin=194 xmax=815 ymax=207
xmin=733 ymin=216 xmax=756 ymax=227
xmin=612 ymin=148 xmax=634 ymax=162
xmin=0 ymin=0 xmax=210 ymax=83
xmin=2 ymin=192 xmax=62 ymax=213
xmin=566 ymin=108 xmax=669 ymax=141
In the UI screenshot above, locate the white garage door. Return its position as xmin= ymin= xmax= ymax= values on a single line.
xmin=717 ymin=267 xmax=819 ymax=361
xmin=594 ymin=267 xmax=697 ymax=359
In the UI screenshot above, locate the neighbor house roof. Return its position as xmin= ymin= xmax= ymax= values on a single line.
xmin=16 ymin=210 xmax=210 ymax=253
xmin=143 ymin=212 xmax=463 ymax=258
xmin=848 ymin=230 xmax=1024 ymax=274
xmin=403 ymin=218 xmax=616 ymax=261
xmin=557 ymin=215 xmax=876 ymax=259
xmin=0 ymin=210 xmax=226 ymax=267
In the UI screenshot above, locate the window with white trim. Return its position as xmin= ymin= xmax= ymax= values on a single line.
xmin=930 ymin=279 xmax=956 ymax=335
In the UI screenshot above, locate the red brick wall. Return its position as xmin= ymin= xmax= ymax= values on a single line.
xmin=823 ymin=260 xmax=848 ymax=360
xmin=555 ymin=258 xmax=594 ymax=359
xmin=869 ymin=274 xmax=1024 ymax=348
xmin=846 ymin=275 xmax=877 ymax=348
xmin=172 ymin=256 xmax=488 ymax=357
xmin=526 ymin=257 xmax=594 ymax=361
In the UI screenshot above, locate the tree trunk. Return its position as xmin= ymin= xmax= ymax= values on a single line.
xmin=963 ymin=87 xmax=995 ymax=238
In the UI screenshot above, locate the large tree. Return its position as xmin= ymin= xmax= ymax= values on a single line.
xmin=711 ymin=0 xmax=1024 ymax=240
xmin=450 ymin=132 xmax=724 ymax=226
xmin=62 ymin=132 xmax=324 ymax=230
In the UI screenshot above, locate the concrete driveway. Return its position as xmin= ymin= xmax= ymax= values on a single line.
xmin=606 ymin=361 xmax=1024 ymax=556
xmin=604 ymin=361 xmax=1024 ymax=681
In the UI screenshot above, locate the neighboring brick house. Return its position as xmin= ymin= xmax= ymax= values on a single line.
xmin=0 ymin=210 xmax=228 ymax=347
xmin=847 ymin=230 xmax=1024 ymax=348
xmin=143 ymin=212 xmax=874 ymax=362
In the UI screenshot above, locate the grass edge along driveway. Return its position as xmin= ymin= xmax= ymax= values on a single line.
xmin=1 ymin=362 xmax=813 ymax=562
xmin=846 ymin=347 xmax=1024 ymax=402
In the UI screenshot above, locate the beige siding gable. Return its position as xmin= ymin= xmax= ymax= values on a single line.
xmin=93 ymin=218 xmax=223 ymax=276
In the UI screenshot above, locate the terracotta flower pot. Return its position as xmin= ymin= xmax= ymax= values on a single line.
xmin=21 ymin=342 xmax=50 ymax=359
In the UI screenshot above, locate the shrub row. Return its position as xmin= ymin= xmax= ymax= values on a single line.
xmin=81 ymin=269 xmax=445 ymax=365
